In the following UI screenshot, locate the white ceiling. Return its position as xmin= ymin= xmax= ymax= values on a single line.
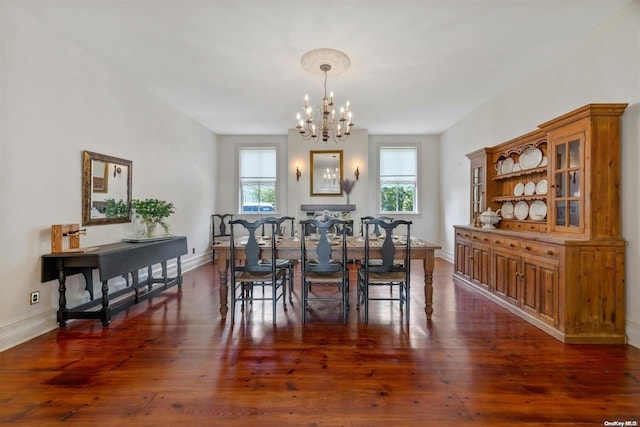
xmin=10 ymin=0 xmax=632 ymax=135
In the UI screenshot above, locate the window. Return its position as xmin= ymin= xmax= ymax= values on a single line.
xmin=239 ymin=148 xmax=277 ymax=213
xmin=379 ymin=146 xmax=417 ymax=213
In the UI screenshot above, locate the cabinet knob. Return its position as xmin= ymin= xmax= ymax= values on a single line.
xmin=494 ymin=240 xmax=500 ymax=244
xmin=547 ymin=250 xmax=555 ymax=256
xmin=524 ymin=245 xmax=530 ymax=250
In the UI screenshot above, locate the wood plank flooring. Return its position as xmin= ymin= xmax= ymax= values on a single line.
xmin=1 ymin=259 xmax=638 ymax=426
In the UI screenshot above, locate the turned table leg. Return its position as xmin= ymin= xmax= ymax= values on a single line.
xmin=423 ymin=251 xmax=435 ymax=320
xmin=216 ymin=251 xmax=229 ymax=316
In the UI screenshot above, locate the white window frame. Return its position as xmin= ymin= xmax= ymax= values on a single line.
xmin=378 ymin=145 xmax=419 ymax=214
xmin=237 ymin=146 xmax=279 ymax=215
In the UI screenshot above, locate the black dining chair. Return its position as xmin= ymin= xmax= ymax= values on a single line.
xmin=211 ymin=213 xmax=233 ymax=262
xmin=260 ymin=216 xmax=295 ymax=301
xmin=357 ymin=218 xmax=412 ymax=324
xmin=229 ymin=218 xmax=286 ymax=324
xmin=358 ymin=216 xmax=395 ymax=268
xmin=212 ymin=213 xmax=233 ymax=243
xmin=300 ymin=218 xmax=349 ymax=324
xmin=359 ymin=216 xmax=394 ymax=237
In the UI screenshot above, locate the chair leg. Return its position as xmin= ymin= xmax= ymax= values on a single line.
xmin=405 ymin=282 xmax=410 ymax=323
xmin=343 ymin=278 xmax=348 ymax=324
xmin=272 ymin=280 xmax=278 ymax=325
xmin=288 ymin=262 xmax=294 ymax=302
xmin=301 ymin=280 xmax=307 ymax=324
xmin=231 ymin=282 xmax=237 ymax=324
xmin=364 ymin=281 xmax=369 ymax=324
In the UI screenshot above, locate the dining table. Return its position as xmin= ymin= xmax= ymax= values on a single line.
xmin=212 ymin=235 xmax=441 ymax=320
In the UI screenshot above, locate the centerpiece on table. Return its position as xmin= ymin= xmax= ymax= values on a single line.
xmin=131 ymin=198 xmax=175 ymax=238
xmin=340 ymin=178 xmax=356 ymax=204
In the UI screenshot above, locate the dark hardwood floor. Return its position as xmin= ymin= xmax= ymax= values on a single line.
xmin=1 ymin=259 xmax=638 ymax=426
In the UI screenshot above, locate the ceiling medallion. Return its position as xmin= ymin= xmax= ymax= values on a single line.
xmin=295 ymin=48 xmax=354 ymax=143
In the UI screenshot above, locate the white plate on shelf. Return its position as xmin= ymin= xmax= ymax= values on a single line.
xmin=540 ymin=156 xmax=548 ymax=167
xmin=501 ymin=157 xmax=514 ymax=174
xmin=512 ymin=163 xmax=521 ymax=172
xmin=514 ymin=182 xmax=525 ymax=196
xmin=529 ymin=200 xmax=547 ymax=220
xmin=536 ymin=179 xmax=548 ymax=195
xmin=524 ymin=181 xmax=536 ymax=196
xmin=514 ymin=201 xmax=529 ymax=220
xmin=501 ymin=202 xmax=514 ymax=219
xmin=519 ymin=148 xmax=543 ymax=170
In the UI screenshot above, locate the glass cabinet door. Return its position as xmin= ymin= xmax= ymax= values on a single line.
xmin=551 ymin=133 xmax=584 ymax=232
xmin=471 ymin=165 xmax=483 ymax=221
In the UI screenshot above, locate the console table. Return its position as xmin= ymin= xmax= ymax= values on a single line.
xmin=42 ymin=236 xmax=188 ymax=327
xmin=300 ymin=204 xmax=355 ymax=236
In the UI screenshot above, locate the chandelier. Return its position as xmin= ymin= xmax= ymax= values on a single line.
xmin=295 ymin=49 xmax=354 ymax=143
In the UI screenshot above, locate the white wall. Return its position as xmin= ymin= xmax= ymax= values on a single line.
xmin=217 ymin=130 xmax=442 ymax=245
xmin=369 ymin=135 xmax=441 ymax=244
xmin=216 ymin=134 xmax=288 ymax=216
xmin=287 ymin=128 xmax=369 ymax=221
xmin=0 ymin=4 xmax=217 ymax=351
xmin=439 ymin=0 xmax=640 ymax=347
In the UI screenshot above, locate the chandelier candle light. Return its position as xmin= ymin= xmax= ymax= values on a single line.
xmin=296 ymin=48 xmax=354 ymax=143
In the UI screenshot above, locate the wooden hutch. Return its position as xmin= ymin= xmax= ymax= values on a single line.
xmin=453 ymin=104 xmax=627 ymax=344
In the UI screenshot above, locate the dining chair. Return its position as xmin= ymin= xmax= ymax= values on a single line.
xmin=358 ymin=216 xmax=395 ymax=268
xmin=212 ymin=213 xmax=233 ymax=242
xmin=260 ymin=216 xmax=295 ymax=301
xmin=229 ymin=218 xmax=286 ymax=324
xmin=300 ymin=218 xmax=349 ymax=324
xmin=359 ymin=216 xmax=394 ymax=237
xmin=211 ymin=213 xmax=233 ymax=262
xmin=357 ymin=218 xmax=412 ymax=324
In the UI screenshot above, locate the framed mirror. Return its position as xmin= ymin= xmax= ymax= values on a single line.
xmin=310 ymin=150 xmax=343 ymax=196
xmin=82 ymin=150 xmax=132 ymax=226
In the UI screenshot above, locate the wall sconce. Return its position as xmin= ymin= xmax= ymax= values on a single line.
xmin=354 ymin=164 xmax=360 ymax=181
xmin=296 ymin=165 xmax=302 ymax=182
xmin=113 ymin=165 xmax=122 ymax=178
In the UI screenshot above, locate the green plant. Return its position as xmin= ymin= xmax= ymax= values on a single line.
xmin=104 ymin=198 xmax=127 ymax=218
xmin=131 ymin=198 xmax=175 ymax=236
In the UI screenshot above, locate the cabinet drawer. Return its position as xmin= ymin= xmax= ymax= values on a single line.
xmin=455 ymin=229 xmax=472 ymax=240
xmin=471 ymin=232 xmax=491 ymax=245
xmin=521 ymin=241 xmax=560 ymax=259
xmin=500 ymin=221 xmax=516 ymax=230
xmin=491 ymin=236 xmax=521 ymax=251
xmin=525 ymin=222 xmax=544 ymax=232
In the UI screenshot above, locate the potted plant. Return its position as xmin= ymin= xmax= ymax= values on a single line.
xmin=104 ymin=198 xmax=127 ymax=218
xmin=131 ymin=198 xmax=175 ymax=238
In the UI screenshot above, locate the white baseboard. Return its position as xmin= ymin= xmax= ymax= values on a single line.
xmin=437 ymin=249 xmax=454 ymax=264
xmin=0 ymin=252 xmax=213 ymax=352
xmin=626 ymin=318 xmax=640 ymax=349
xmin=0 ymin=309 xmax=58 ymax=353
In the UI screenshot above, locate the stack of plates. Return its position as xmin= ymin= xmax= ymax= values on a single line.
xmin=536 ymin=179 xmax=548 ymax=195
xmin=501 ymin=202 xmax=515 ymax=219
xmin=529 ymin=201 xmax=547 ymax=220
xmin=524 ymin=181 xmax=536 ymax=196
xmin=501 ymin=157 xmax=515 ymax=174
xmin=514 ymin=182 xmax=525 ymax=196
xmin=519 ymin=148 xmax=543 ymax=170
xmin=514 ymin=201 xmax=529 ymax=220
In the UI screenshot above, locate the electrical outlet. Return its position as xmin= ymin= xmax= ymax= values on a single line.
xmin=30 ymin=291 xmax=40 ymax=305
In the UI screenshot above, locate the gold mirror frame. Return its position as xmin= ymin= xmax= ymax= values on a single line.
xmin=82 ymin=150 xmax=132 ymax=226
xmin=310 ymin=150 xmax=343 ymax=196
